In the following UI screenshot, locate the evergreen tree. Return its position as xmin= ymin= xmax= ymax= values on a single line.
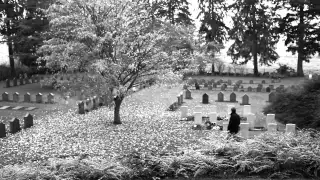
xmin=227 ymin=0 xmax=280 ymax=76
xmin=278 ymin=0 xmax=320 ymax=77
xmin=153 ymin=0 xmax=193 ymax=25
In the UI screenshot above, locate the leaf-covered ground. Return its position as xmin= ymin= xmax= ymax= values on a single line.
xmin=0 ymin=84 xmax=212 ymax=168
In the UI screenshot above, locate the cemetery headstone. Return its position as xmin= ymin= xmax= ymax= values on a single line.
xmin=269 ymin=85 xmax=274 ymax=90
xmin=216 ymin=92 xmax=224 ymax=102
xmin=208 ymin=85 xmax=213 ymax=90
xmin=0 ymin=122 xmax=6 ymax=138
xmin=212 ymin=83 xmax=217 ymax=88
xmin=78 ymin=101 xmax=85 ymax=114
xmin=195 ymin=105 xmax=202 ymax=112
xmin=266 ymin=87 xmax=271 ymax=92
xmin=286 ymin=124 xmax=296 ymax=135
xmin=262 ymin=80 xmax=266 ymax=84
xmin=256 ymin=87 xmax=262 ymax=92
xmin=2 ymin=92 xmax=9 ymax=101
xmin=261 ymin=87 xmax=266 ymax=93
xmin=221 ymin=84 xmax=226 ymax=91
xmin=185 ymin=89 xmax=192 ymax=99
xmin=240 ymin=94 xmax=250 ymax=105
xmin=268 ymin=123 xmax=277 ymax=132
xmin=183 ymin=84 xmax=188 ymax=90
xmin=247 ymin=86 xmax=252 ymax=92
xmin=24 ymin=93 xmax=31 ymax=102
xmin=268 ymin=92 xmax=276 ymax=102
xmin=194 ymin=112 xmax=202 ymax=125
xmin=240 ymin=123 xmax=249 ymax=139
xmin=227 ymin=79 xmax=232 ymax=85
xmin=13 ymin=78 xmax=17 ymax=86
xmin=204 ymin=83 xmax=208 ymax=88
xmin=202 ymin=93 xmax=209 ymax=104
xmin=9 ymin=118 xmax=21 ymax=134
xmin=266 ymin=114 xmax=276 ymax=124
xmin=230 ymin=92 xmax=237 ymax=102
xmin=223 ymin=122 xmax=229 ymax=131
xmin=13 ymin=92 xmax=19 ymax=102
xmin=92 ymin=96 xmax=97 ymax=109
xmin=209 ymin=112 xmax=217 ymax=123
xmin=181 ymin=106 xmax=188 ymax=119
xmin=247 ymin=113 xmax=256 ymax=129
xmin=5 ymin=79 xmax=10 ymax=87
xmin=19 ymin=77 xmax=24 ymax=85
xmin=195 ymin=82 xmax=200 ymax=90
xmin=233 ymin=86 xmax=238 ymax=92
xmin=249 ymin=80 xmax=254 ymax=84
xmin=243 ymin=105 xmax=251 ymax=116
xmin=24 ymin=113 xmax=33 ymax=129
xmin=180 ymin=93 xmax=183 ymax=103
xmin=47 ymin=93 xmax=54 ymax=103
xmin=36 ymin=93 xmax=43 ymax=103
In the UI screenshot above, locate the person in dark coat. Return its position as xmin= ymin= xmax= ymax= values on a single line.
xmin=227 ymin=107 xmax=241 ymax=134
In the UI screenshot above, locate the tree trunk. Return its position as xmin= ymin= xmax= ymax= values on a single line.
xmin=297 ymin=4 xmax=305 ymax=77
xmin=5 ymin=4 xmax=15 ymax=77
xmin=113 ymin=96 xmax=123 ymax=124
xmin=252 ymin=4 xmax=258 ymax=76
xmin=211 ymin=63 xmax=215 ymax=75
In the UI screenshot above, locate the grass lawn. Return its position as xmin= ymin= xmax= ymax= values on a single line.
xmin=0 ymin=76 xmax=319 ymax=179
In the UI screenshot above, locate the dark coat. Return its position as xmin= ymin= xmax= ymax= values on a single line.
xmin=228 ymin=112 xmax=241 ymax=134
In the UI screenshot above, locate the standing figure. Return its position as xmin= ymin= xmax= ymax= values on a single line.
xmin=228 ymin=107 xmax=241 ymax=134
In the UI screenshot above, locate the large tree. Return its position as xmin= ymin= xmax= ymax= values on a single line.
xmin=38 ymin=0 xmax=189 ymax=124
xmin=227 ymin=0 xmax=280 ymax=76
xmin=0 ymin=0 xmax=53 ymax=75
xmin=197 ymin=0 xmax=228 ymax=75
xmin=278 ymin=0 xmax=320 ymax=76
xmin=152 ymin=0 xmax=193 ymax=25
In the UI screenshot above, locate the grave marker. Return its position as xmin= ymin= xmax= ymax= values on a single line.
xmin=13 ymin=92 xmax=19 ymax=102
xmin=230 ymin=92 xmax=237 ymax=102
xmin=221 ymin=84 xmax=226 ymax=91
xmin=2 ymin=92 xmax=9 ymax=101
xmin=233 ymin=86 xmax=238 ymax=92
xmin=204 ymin=83 xmax=208 ymax=88
xmin=36 ymin=93 xmax=43 ymax=103
xmin=13 ymin=78 xmax=17 ymax=86
xmin=243 ymin=105 xmax=251 ymax=116
xmin=240 ymin=123 xmax=249 ymax=139
xmin=195 ymin=105 xmax=202 ymax=112
xmin=24 ymin=113 xmax=33 ymax=129
xmin=247 ymin=113 xmax=256 ymax=129
xmin=181 ymin=106 xmax=188 ymax=119
xmin=209 ymin=112 xmax=217 ymax=123
xmin=262 ymin=80 xmax=266 ymax=84
xmin=195 ymin=82 xmax=200 ymax=90
xmin=240 ymin=94 xmax=250 ymax=105
xmin=0 ymin=122 xmax=6 ymax=138
xmin=208 ymin=85 xmax=213 ymax=90
xmin=256 ymin=87 xmax=262 ymax=92
xmin=266 ymin=87 xmax=271 ymax=92
xmin=268 ymin=123 xmax=277 ymax=132
xmin=212 ymin=83 xmax=217 ymax=88
xmin=266 ymin=114 xmax=276 ymax=124
xmin=24 ymin=107 xmax=37 ymax=111
xmin=286 ymin=124 xmax=296 ymax=135
xmin=9 ymin=118 xmax=21 ymax=134
xmin=269 ymin=85 xmax=274 ymax=90
xmin=185 ymin=89 xmax=192 ymax=99
xmin=249 ymin=80 xmax=254 ymax=84
xmin=24 ymin=93 xmax=31 ymax=102
xmin=5 ymin=79 xmax=10 ymax=87
xmin=227 ymin=79 xmax=232 ymax=85
xmin=202 ymin=93 xmax=209 ymax=104
xmin=223 ymin=122 xmax=229 ymax=131
xmin=216 ymin=92 xmax=224 ymax=102
xmin=194 ymin=112 xmax=202 ymax=125
xmin=78 ymin=101 xmax=85 ymax=114
xmin=268 ymin=92 xmax=276 ymax=102
xmin=47 ymin=93 xmax=54 ymax=103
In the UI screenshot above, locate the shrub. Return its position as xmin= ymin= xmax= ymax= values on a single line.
xmin=263 ymin=78 xmax=320 ymax=129
xmin=276 ymin=63 xmax=295 ymax=76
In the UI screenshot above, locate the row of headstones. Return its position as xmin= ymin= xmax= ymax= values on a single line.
xmin=1 ymin=92 xmax=55 ymax=103
xmin=0 ymin=114 xmax=34 ymax=138
xmin=189 ymin=78 xmax=281 ymax=86
xmin=78 ymin=94 xmax=113 ymax=114
xmin=180 ymin=106 xmax=296 ymax=138
xmin=185 ymin=89 xmax=278 ymax=104
xmin=194 ymin=83 xmax=285 ymax=93
xmin=5 ymin=74 xmax=42 ymax=88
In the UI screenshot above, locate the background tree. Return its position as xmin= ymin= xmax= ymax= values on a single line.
xmin=38 ymin=0 xmax=190 ymax=124
xmin=153 ymin=0 xmax=193 ymax=25
xmin=278 ymin=0 xmax=320 ymax=76
xmin=197 ymin=0 xmax=228 ymax=75
xmin=227 ymin=0 xmax=280 ymax=76
xmin=0 ymin=0 xmax=53 ymax=76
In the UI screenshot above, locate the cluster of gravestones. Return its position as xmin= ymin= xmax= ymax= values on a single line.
xmin=167 ymin=92 xmax=184 ymax=111
xmin=5 ymin=74 xmax=41 ymax=88
xmin=180 ymin=105 xmax=296 ymax=139
xmin=189 ymin=78 xmax=287 ymax=93
xmin=0 ymin=114 xmax=33 ymax=138
xmin=78 ymin=94 xmax=113 ymax=114
xmin=1 ymin=92 xmax=55 ymax=104
xmin=185 ymin=89 xmax=278 ymax=105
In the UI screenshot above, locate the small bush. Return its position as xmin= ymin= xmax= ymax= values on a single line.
xmin=276 ymin=63 xmax=295 ymax=76
xmin=263 ymin=78 xmax=320 ymax=129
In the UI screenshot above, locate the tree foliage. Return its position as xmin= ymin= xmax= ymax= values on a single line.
xmin=227 ymin=0 xmax=280 ymax=76
xmin=277 ymin=0 xmax=320 ymax=76
xmin=38 ymin=0 xmax=190 ymax=124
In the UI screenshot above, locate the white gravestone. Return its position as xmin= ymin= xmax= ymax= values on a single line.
xmin=247 ymin=113 xmax=256 ymax=129
xmin=240 ymin=123 xmax=249 ymax=139
xmin=209 ymin=112 xmax=217 ymax=123
xmin=194 ymin=112 xmax=202 ymax=125
xmin=195 ymin=105 xmax=202 ymax=112
xmin=266 ymin=114 xmax=276 ymax=124
xmin=223 ymin=122 xmax=229 ymax=131
xmin=243 ymin=105 xmax=251 ymax=116
xmin=212 ymin=105 xmax=217 ymax=113
xmin=181 ymin=106 xmax=188 ymax=119
xmin=268 ymin=123 xmax=277 ymax=132
xmin=286 ymin=124 xmax=296 ymax=135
